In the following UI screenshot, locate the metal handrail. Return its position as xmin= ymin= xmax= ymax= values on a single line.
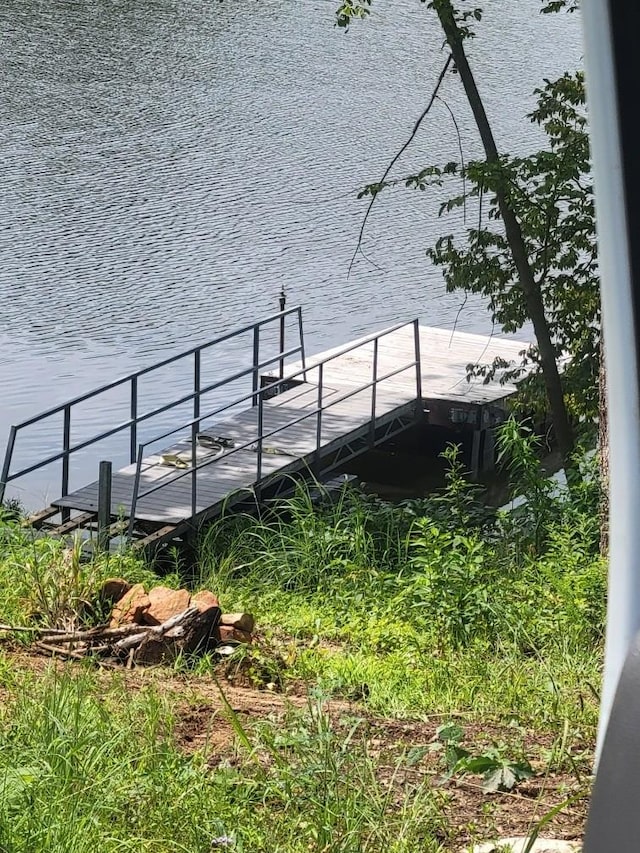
xmin=5 ymin=343 xmax=303 ymax=483
xmin=0 ymin=306 xmax=306 ymax=504
xmin=127 ymin=318 xmax=422 ymax=531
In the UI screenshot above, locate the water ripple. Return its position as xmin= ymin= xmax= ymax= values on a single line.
xmin=0 ymin=0 xmax=582 ymax=503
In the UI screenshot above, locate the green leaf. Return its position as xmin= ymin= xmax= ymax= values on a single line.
xmin=482 ymin=767 xmax=506 ymax=793
xmin=436 ymin=722 xmax=464 ymax=744
xmin=457 ymin=755 xmax=498 ymax=774
xmin=0 ymin=766 xmax=39 ymax=808
xmin=406 ymin=745 xmax=429 ymax=766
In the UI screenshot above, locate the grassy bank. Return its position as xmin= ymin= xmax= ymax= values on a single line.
xmin=0 ymin=427 xmax=604 ymax=850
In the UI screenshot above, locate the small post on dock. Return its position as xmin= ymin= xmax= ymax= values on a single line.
xmin=279 ymin=288 xmax=286 ymax=379
xmin=97 ymin=460 xmax=112 ymax=553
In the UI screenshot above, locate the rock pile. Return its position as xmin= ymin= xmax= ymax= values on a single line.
xmin=33 ymin=579 xmax=254 ymax=667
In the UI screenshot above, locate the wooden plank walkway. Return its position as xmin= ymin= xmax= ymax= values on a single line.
xmin=284 ymin=324 xmax=528 ymax=405
xmin=51 ymin=324 xmax=530 ymax=528
xmin=53 ymin=380 xmax=418 ymax=524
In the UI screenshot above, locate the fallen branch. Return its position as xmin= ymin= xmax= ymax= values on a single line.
xmin=0 ymin=623 xmax=73 ymax=636
xmin=41 ymin=624 xmax=146 ymax=644
xmin=26 ymin=603 xmax=222 ymax=667
xmin=35 ymin=641 xmax=89 ymax=660
xmin=113 ymin=607 xmax=201 ymax=653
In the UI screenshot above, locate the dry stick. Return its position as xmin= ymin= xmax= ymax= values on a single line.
xmin=114 ymin=631 xmax=152 ymax=652
xmin=43 ymin=608 xmax=205 ymax=646
xmin=347 ymin=52 xmax=453 ymax=276
xmin=40 ymin=624 xmax=148 ymax=644
xmin=35 ymin=641 xmax=88 ymax=660
xmin=0 ymin=623 xmax=72 ymax=635
xmin=113 ymin=607 xmax=200 ymax=653
xmin=434 ymin=93 xmax=466 ymax=224
xmin=451 ymin=777 xmax=586 ymax=818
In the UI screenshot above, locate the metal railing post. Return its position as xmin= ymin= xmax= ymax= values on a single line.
xmin=0 ymin=426 xmax=17 ymax=505
xmin=252 ymin=325 xmax=260 ymax=406
xmin=97 ymin=460 xmax=112 ymax=553
xmin=370 ymin=337 xmax=379 ymax=445
xmin=127 ymin=444 xmax=144 ymax=540
xmin=194 ymin=349 xmax=201 ymax=431
xmin=279 ymin=289 xmax=286 ymax=379
xmin=130 ymin=376 xmax=138 ymax=464
xmin=61 ymin=405 xmax=71 ymax=522
xmin=316 ymin=362 xmax=324 ymax=459
xmin=257 ymin=388 xmax=264 ymax=481
xmin=191 ymin=421 xmax=198 ymax=519
xmin=413 ymin=319 xmax=423 ymax=403
xmin=298 ymin=307 xmax=307 ymax=380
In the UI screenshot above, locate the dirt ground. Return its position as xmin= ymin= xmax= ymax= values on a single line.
xmin=3 ymin=648 xmax=590 ymax=850
xmin=172 ymin=694 xmax=589 ymax=849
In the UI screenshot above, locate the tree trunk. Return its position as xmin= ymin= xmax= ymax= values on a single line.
xmin=435 ymin=2 xmax=574 ymax=461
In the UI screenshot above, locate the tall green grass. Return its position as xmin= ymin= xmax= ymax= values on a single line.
xmin=0 ymin=421 xmax=603 ymax=850
xmin=0 ymin=665 xmax=446 ymax=853
xmin=193 ymin=428 xmax=604 ymax=728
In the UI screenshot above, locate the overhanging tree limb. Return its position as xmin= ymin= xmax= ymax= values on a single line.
xmin=432 ymin=0 xmax=574 ymax=459
xmin=348 ymin=52 xmax=453 ymax=275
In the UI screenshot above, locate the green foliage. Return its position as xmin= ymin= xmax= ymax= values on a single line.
xmin=402 ymin=443 xmax=493 ymax=532
xmin=336 ymin=0 xmax=483 ymax=38
xmin=0 ymin=519 xmax=160 ymax=627
xmin=496 ymin=418 xmax=558 ymax=551
xmin=434 ymin=723 xmax=534 ymax=793
xmin=198 ymin=482 xmax=411 ymax=596
xmin=244 ymin=697 xmax=445 ymax=852
xmin=191 ymin=439 xmax=603 ymax=725
xmin=428 ymin=70 xmax=597 ymax=417
xmin=406 ymin=521 xmax=500 ymax=647
xmin=542 ymin=0 xmax=579 ymax=12
xmin=0 ymin=497 xmax=23 ymax=522
xmin=0 ymin=671 xmax=446 ymax=852
xmin=341 ymin=0 xmax=596 ymax=420
xmin=335 ymin=0 xmax=371 ymax=29
xmin=457 ymin=747 xmax=534 ymax=794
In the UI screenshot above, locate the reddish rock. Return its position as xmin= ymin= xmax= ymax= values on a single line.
xmin=110 ymin=583 xmax=150 ymax=627
xmin=142 ymin=587 xmax=190 ymax=626
xmin=215 ymin=625 xmax=253 ymax=644
xmin=220 ymin=612 xmax=255 ymax=633
xmin=99 ymin=578 xmax=132 ymax=606
xmin=191 ymin=590 xmax=220 ymax=613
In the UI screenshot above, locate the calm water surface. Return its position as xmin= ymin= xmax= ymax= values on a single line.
xmin=0 ymin=0 xmax=582 ymax=505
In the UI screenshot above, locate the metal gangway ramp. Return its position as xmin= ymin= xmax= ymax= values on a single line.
xmin=0 ymin=309 xmax=424 ymax=551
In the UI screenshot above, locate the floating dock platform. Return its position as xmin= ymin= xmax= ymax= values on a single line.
xmin=0 ymin=309 xmax=529 ymax=551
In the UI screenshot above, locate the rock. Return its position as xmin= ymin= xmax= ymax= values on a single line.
xmin=467 ymin=839 xmax=581 ymax=853
xmin=215 ymin=625 xmax=253 ymax=644
xmin=99 ymin=578 xmax=132 ymax=606
xmin=110 ymin=584 xmax=150 ymax=627
xmin=143 ymin=587 xmax=191 ymax=626
xmin=191 ymin=590 xmax=220 ymax=613
xmin=220 ymin=612 xmax=255 ymax=633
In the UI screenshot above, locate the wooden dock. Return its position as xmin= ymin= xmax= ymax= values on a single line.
xmin=1 ymin=310 xmax=530 ymax=551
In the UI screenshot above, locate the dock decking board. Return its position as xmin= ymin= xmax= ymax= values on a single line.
xmin=53 ymin=385 xmax=418 ymax=524
xmin=283 ymin=325 xmax=528 ymax=405
xmin=51 ymin=324 xmax=531 ymax=528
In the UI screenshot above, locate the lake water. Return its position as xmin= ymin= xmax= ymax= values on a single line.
xmin=0 ymin=0 xmax=583 ymax=507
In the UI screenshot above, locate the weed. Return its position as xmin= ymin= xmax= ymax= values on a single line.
xmin=433 ymin=723 xmax=534 ymax=793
